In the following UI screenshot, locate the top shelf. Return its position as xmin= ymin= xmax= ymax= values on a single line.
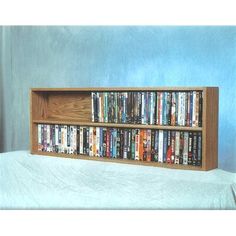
xmin=31 ymin=87 xmax=214 ymax=92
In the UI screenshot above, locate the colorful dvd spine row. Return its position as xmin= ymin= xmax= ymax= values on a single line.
xmin=92 ymin=91 xmax=203 ymax=127
xmin=37 ymin=124 xmax=202 ymax=166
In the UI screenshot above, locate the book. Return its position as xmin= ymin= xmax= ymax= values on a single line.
xmin=135 ymin=129 xmax=140 ymax=160
xmin=166 ymin=131 xmax=172 ymax=164
xmin=183 ymin=132 xmax=189 ymax=165
xmin=158 ymin=130 xmax=163 ymax=163
xmin=175 ymin=131 xmax=180 ymax=164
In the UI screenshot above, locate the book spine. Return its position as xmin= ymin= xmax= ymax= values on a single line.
xmin=181 ymin=92 xmax=186 ymax=126
xmin=179 ymin=131 xmax=184 ymax=164
xmin=192 ymin=132 xmax=198 ymax=166
xmin=175 ymin=131 xmax=180 ymax=164
xmin=96 ymin=92 xmax=100 ymax=122
xmin=60 ymin=125 xmax=64 ymax=153
xmin=64 ymin=125 xmax=68 ymax=154
xmin=145 ymin=92 xmax=149 ymax=124
xmin=100 ymin=93 xmax=104 ymax=123
xmin=122 ymin=93 xmax=125 ymax=123
xmin=130 ymin=92 xmax=134 ymax=124
xmin=117 ymin=92 xmax=120 ymax=123
xmin=74 ymin=126 xmax=77 ymax=154
xmin=180 ymin=92 xmax=184 ymax=126
xmin=58 ymin=125 xmax=62 ymax=153
xmin=86 ymin=127 xmax=89 ymax=155
xmin=183 ymin=132 xmax=189 ymax=165
xmin=92 ymin=127 xmax=96 ymax=156
xmin=70 ymin=126 xmax=75 ymax=154
xmin=175 ymin=92 xmax=179 ymax=126
xmin=123 ymin=129 xmax=128 ymax=159
xmin=198 ymin=92 xmax=203 ymax=127
xmin=150 ymin=92 xmax=154 ymax=124
xmin=158 ymin=130 xmax=163 ymax=163
xmin=167 ymin=92 xmax=171 ymax=125
xmin=166 ymin=130 xmax=172 ymax=164
xmin=106 ymin=128 xmax=110 ymax=157
xmin=95 ymin=92 xmax=98 ymax=122
xmin=154 ymin=130 xmax=159 ymax=162
xmin=104 ymin=92 xmax=108 ymax=123
xmin=146 ymin=129 xmax=152 ymax=162
xmin=67 ymin=125 xmax=70 ymax=154
xmin=163 ymin=130 xmax=168 ymax=163
xmin=89 ymin=127 xmax=93 ymax=156
xmin=162 ymin=92 xmax=166 ymax=125
xmin=192 ymin=91 xmax=196 ymax=127
xmin=96 ymin=127 xmax=100 ymax=157
xmin=171 ymin=92 xmax=176 ymax=126
xmin=189 ymin=91 xmax=193 ymax=127
xmin=131 ymin=129 xmax=136 ymax=160
xmin=138 ymin=92 xmax=142 ymax=124
xmin=76 ymin=126 xmax=80 ymax=154
xmin=197 ymin=132 xmax=202 ymax=166
xmin=153 ymin=92 xmax=157 ymax=125
xmin=151 ymin=130 xmax=155 ymax=161
xmin=177 ymin=92 xmax=181 ymax=126
xmin=116 ymin=128 xmax=120 ymax=158
xmin=127 ymin=129 xmax=132 ymax=159
xmin=46 ymin=124 xmax=50 ymax=152
xmin=110 ymin=129 xmax=113 ymax=157
xmin=68 ymin=126 xmax=72 ymax=154
xmin=50 ymin=125 xmax=53 ymax=152
xmin=82 ymin=127 xmax=86 ymax=154
xmin=126 ymin=92 xmax=131 ymax=124
xmin=103 ymin=128 xmax=107 ymax=157
xmin=195 ymin=91 xmax=199 ymax=127
xmin=141 ymin=92 xmax=145 ymax=124
xmin=156 ymin=92 xmax=159 ymax=125
xmin=120 ymin=129 xmax=124 ymax=159
xmin=187 ymin=92 xmax=191 ymax=127
xmin=143 ymin=129 xmax=147 ymax=161
xmin=135 ymin=129 xmax=140 ymax=160
xmin=79 ymin=127 xmax=83 ymax=154
xmin=159 ymin=92 xmax=163 ymax=125
xmin=55 ymin=124 xmax=59 ymax=153
xmin=112 ymin=128 xmax=117 ymax=158
xmin=139 ymin=129 xmax=144 ymax=161
xmin=185 ymin=92 xmax=188 ymax=126
xmin=188 ymin=132 xmax=193 ymax=165
xmin=114 ymin=92 xmax=118 ymax=123
xmin=91 ymin=92 xmax=94 ymax=122
xmin=125 ymin=92 xmax=128 ymax=123
xmin=99 ymin=127 xmax=103 ymax=157
xmin=38 ymin=124 xmax=42 ymax=151
xmin=171 ymin=131 xmax=175 ymax=164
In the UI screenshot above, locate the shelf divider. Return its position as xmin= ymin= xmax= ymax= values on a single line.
xmin=33 ymin=119 xmax=203 ymax=131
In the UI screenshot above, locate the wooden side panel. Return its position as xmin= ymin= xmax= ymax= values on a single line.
xmin=31 ymin=90 xmax=48 ymax=152
xmin=31 ymin=123 xmax=38 ymax=152
xmin=31 ymin=91 xmax=48 ymax=120
xmin=202 ymin=87 xmax=219 ymax=170
xmin=47 ymin=92 xmax=91 ymax=122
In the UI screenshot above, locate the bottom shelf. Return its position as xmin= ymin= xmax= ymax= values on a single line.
xmin=31 ymin=151 xmax=203 ymax=171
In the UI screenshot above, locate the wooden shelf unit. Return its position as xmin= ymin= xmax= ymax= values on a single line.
xmin=30 ymin=87 xmax=219 ymax=171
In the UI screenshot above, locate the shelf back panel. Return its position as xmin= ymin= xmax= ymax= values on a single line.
xmin=46 ymin=91 xmax=91 ymax=122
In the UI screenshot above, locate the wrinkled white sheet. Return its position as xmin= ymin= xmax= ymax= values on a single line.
xmin=0 ymin=151 xmax=236 ymax=209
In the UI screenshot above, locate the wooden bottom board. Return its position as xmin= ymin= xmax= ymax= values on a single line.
xmin=31 ymin=151 xmax=203 ymax=171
